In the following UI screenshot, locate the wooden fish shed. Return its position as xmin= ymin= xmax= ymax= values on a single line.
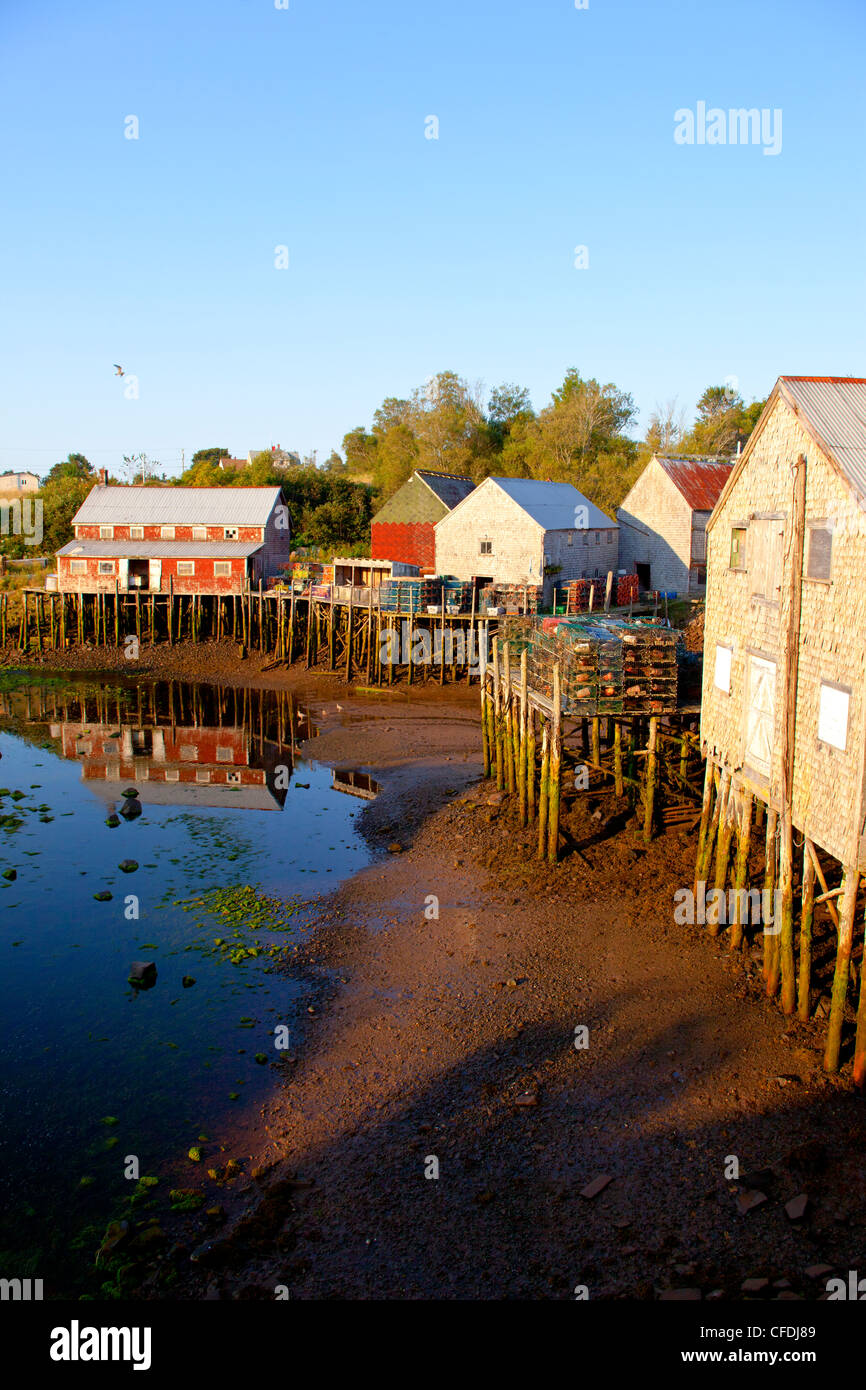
xmin=699 ymin=375 xmax=866 ymax=1075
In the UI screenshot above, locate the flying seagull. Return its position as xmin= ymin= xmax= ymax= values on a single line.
xmin=113 ymin=364 xmax=124 ymax=376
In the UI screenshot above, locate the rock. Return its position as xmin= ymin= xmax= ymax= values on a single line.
xmin=95 ymin=1219 xmax=129 ymax=1265
xmin=742 ymin=1276 xmax=769 ymax=1293
xmin=130 ymin=1225 xmax=166 ymax=1252
xmin=121 ymin=788 xmax=139 ymax=799
xmin=487 ymin=792 xmax=506 ymax=806
xmin=2 ymin=868 xmax=17 ymax=881
xmin=706 ymin=1289 xmax=725 ymax=1300
xmin=387 ymin=843 xmax=403 ymax=854
xmin=181 ymin=976 xmax=196 ymax=988
xmin=188 ymin=1147 xmax=202 ymax=1163
xmin=119 ymin=798 xmax=142 ymax=821
xmin=661 ymin=1289 xmax=701 ymax=1300
xmin=805 ymin=1264 xmax=833 ymax=1278
xmin=581 ymin=1174 xmax=614 ymax=1199
xmin=736 ymin=1189 xmax=768 ymax=1214
xmin=119 ymin=859 xmax=139 ymax=873
xmin=128 ymin=961 xmax=157 ymax=988
xmin=785 ymin=1193 xmax=809 ymax=1221
xmin=105 ymin=814 xmax=121 ymax=828
xmin=93 ymin=891 xmax=112 ymax=902
xmin=514 ymin=1092 xmax=538 ymax=1108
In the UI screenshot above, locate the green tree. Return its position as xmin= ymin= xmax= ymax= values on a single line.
xmin=191 ymin=447 xmax=230 ymax=468
xmin=41 ymin=453 xmax=95 ymax=485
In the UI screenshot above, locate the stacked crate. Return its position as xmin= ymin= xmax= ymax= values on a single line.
xmin=616 ymin=573 xmax=639 ymax=605
xmin=621 ymin=627 xmax=678 ymax=713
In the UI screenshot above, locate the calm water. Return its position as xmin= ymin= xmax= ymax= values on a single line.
xmin=0 ymin=673 xmax=373 ymax=1295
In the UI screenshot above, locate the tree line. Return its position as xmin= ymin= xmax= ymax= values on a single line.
xmin=2 ymin=370 xmax=765 ymax=559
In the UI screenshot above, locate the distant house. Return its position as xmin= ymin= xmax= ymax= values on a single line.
xmin=0 ymin=471 xmax=39 ymax=494
xmin=218 ymin=457 xmax=248 ymax=473
xmin=434 ymin=476 xmax=617 ymax=604
xmin=247 ymin=447 xmax=300 ymax=470
xmin=56 ymin=485 xmax=289 ymax=594
xmin=371 ymin=470 xmax=475 ymax=569
xmin=617 ymin=455 xmax=733 ymax=594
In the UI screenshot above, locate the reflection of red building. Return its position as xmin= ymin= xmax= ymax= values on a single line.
xmin=53 ymin=721 xmax=288 ymax=810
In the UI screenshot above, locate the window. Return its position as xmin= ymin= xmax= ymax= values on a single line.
xmin=192 ymin=526 xmax=207 ymax=540
xmin=164 ymin=770 xmax=180 ymax=782
xmin=745 ymin=654 xmax=777 ymax=776
xmin=748 ymin=517 xmax=784 ymax=601
xmin=730 ymin=526 xmax=747 ymax=569
xmin=607 ymin=531 xmax=614 ymax=544
xmin=216 ymin=746 xmax=234 ymax=762
xmin=161 ymin=525 xmax=175 ymax=539
xmin=227 ymin=771 xmax=242 ymax=785
xmin=179 ymin=744 xmax=198 ymax=761
xmin=214 ymin=561 xmax=231 ymax=577
xmin=177 ymin=561 xmax=195 ymax=576
xmin=224 ymin=526 xmax=239 ymax=540
xmin=713 ymin=643 xmax=733 ymax=693
xmin=98 ymin=561 xmax=114 ymax=575
xmin=807 ymin=524 xmax=832 ymax=582
xmin=594 ymin=533 xmax=600 ymax=545
xmin=196 ymin=769 xmax=212 ymax=783
xmin=480 ymin=540 xmax=492 ymax=555
xmin=99 ymin=525 xmax=114 ymax=539
xmin=818 ymin=681 xmax=850 ymax=751
xmin=130 ymin=526 xmax=144 ymax=540
xmin=567 ymin=532 xmax=573 ymax=546
xmin=70 ymin=560 xmax=86 ymax=575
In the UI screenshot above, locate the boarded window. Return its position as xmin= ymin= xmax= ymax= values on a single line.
xmin=818 ymin=682 xmax=849 ymax=751
xmin=98 ymin=561 xmax=114 ymax=575
xmin=196 ymin=769 xmax=211 ymax=783
xmin=192 ymin=526 xmax=207 ymax=540
xmin=714 ymin=643 xmax=732 ymax=693
xmin=216 ymin=746 xmax=234 ymax=762
xmin=567 ymin=532 xmax=573 ymax=546
xmin=161 ymin=525 xmax=175 ymax=539
xmin=748 ymin=518 xmax=784 ymax=601
xmin=214 ymin=561 xmax=231 ymax=577
xmin=130 ymin=526 xmax=144 ymax=539
xmin=70 ymin=560 xmax=86 ymax=575
xmin=99 ymin=525 xmax=113 ymax=539
xmin=730 ymin=526 xmax=747 ymax=569
xmin=177 ymin=561 xmax=195 ymax=576
xmin=807 ymin=525 xmax=832 ymax=581
xmin=744 ymin=655 xmax=776 ymax=776
xmin=179 ymin=744 xmax=198 ymax=760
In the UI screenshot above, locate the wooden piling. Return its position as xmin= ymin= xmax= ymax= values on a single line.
xmin=547 ymin=663 xmax=562 ymax=864
xmin=518 ymin=648 xmax=528 ymax=826
xmin=763 ymin=809 xmax=779 ymax=991
xmin=797 ymin=839 xmax=816 ymax=1023
xmin=824 ymin=866 xmax=860 ymax=1073
xmin=537 ymin=720 xmax=550 ymax=860
xmin=729 ymin=789 xmax=753 ymax=951
xmin=642 ymin=715 xmax=659 ymax=845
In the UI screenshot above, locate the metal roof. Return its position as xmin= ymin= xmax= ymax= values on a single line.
xmin=780 ymin=377 xmax=866 ymax=507
xmin=72 ymin=485 xmax=282 ymax=526
xmin=484 ymin=477 xmax=616 ymax=530
xmin=655 ymin=456 xmax=733 ymax=511
xmin=57 ymin=539 xmax=263 ymax=559
xmin=416 ymin=470 xmax=475 ymax=509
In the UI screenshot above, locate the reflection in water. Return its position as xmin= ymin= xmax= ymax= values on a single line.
xmin=0 ymin=681 xmax=319 ymax=812
xmin=331 ymin=769 xmax=381 ymax=800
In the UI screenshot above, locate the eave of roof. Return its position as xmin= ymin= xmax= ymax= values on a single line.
xmin=57 ymin=540 xmax=263 ymax=558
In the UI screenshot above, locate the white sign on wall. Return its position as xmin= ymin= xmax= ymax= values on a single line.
xmin=818 ymin=682 xmax=850 ymax=752
xmin=713 ymin=643 xmax=733 ymax=693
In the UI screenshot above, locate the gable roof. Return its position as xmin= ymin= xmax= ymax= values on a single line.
xmin=416 ymin=470 xmax=475 ymax=509
xmin=72 ymin=485 xmax=283 ymax=527
xmin=707 ymin=376 xmax=866 ymax=530
xmin=654 ymin=456 xmax=733 ymax=511
xmin=480 ymin=477 xmax=615 ymax=530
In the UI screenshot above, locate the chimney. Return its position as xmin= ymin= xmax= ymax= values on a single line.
xmin=100 ymin=468 xmax=108 ymax=486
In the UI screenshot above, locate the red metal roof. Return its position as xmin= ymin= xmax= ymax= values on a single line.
xmin=656 ymin=456 xmax=733 ymax=511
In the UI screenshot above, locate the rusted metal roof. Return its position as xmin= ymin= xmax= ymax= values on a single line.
xmin=72 ymin=485 xmax=282 ymax=526
xmin=656 ymin=456 xmax=734 ymax=512
xmin=780 ymin=377 xmax=866 ymax=507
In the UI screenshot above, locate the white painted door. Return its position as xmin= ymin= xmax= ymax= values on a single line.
xmin=745 ymin=655 xmax=776 ymax=777
xmin=117 ymin=558 xmax=129 ymax=590
xmin=148 ymin=559 xmax=162 ymax=591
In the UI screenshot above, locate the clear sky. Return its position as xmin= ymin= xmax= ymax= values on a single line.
xmin=2 ymin=0 xmax=864 ymax=478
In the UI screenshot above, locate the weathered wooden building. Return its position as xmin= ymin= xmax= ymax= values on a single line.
xmin=617 ymin=454 xmax=732 ymax=594
xmin=371 ymin=470 xmax=475 ymax=569
xmin=56 ymin=485 xmax=290 ymax=594
xmin=700 ymin=375 xmax=866 ymax=1075
xmin=434 ymin=476 xmax=618 ymax=606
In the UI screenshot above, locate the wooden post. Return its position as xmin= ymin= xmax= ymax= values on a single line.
xmin=853 ymin=901 xmax=866 ymax=1086
xmin=346 ymin=589 xmax=354 ymax=681
xmin=778 ymin=453 xmax=807 ymax=1012
xmin=547 ymin=662 xmax=562 ymax=863
xmin=709 ymin=773 xmax=737 ymax=935
xmin=481 ymin=668 xmax=490 ymax=777
xmin=591 ymin=716 xmax=600 ymax=768
xmin=694 ymin=758 xmax=715 ymax=899
xmin=612 ymin=720 xmax=623 ymax=798
xmin=797 ymin=840 xmax=816 ymax=1023
xmin=763 ymin=809 xmax=779 ymax=991
xmin=466 ymin=585 xmax=476 ymax=685
xmin=642 ymin=715 xmax=659 ymax=844
xmin=492 ymin=639 xmax=504 ymax=790
xmin=527 ymin=703 xmax=537 ymax=819
xmin=604 ymin=570 xmax=613 ymax=611
xmin=537 ymin=720 xmax=550 ymax=860
xmin=503 ymin=642 xmax=515 ymax=796
xmin=824 ymin=866 xmax=860 ymax=1073
xmin=729 ymin=790 xmax=753 ymax=951
xmin=518 ymin=648 xmax=528 ymax=826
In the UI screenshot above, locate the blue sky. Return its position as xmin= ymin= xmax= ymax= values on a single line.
xmin=1 ymin=0 xmax=864 ymax=477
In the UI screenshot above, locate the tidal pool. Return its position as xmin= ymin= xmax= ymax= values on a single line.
xmin=0 ymin=674 xmax=372 ymax=1295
